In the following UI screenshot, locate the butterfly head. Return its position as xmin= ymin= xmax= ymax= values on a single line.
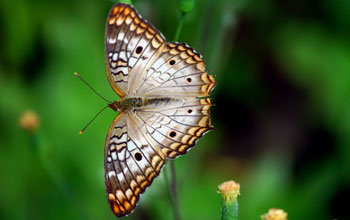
xmin=108 ymin=100 xmax=122 ymax=112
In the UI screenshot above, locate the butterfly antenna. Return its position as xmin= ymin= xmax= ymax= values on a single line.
xmin=74 ymin=72 xmax=111 ymax=103
xmin=79 ymin=105 xmax=109 ymax=134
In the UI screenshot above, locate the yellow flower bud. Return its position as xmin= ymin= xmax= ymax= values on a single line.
xmin=218 ymin=180 xmax=240 ymax=203
xmin=261 ymin=208 xmax=288 ymax=220
xmin=19 ymin=110 xmax=40 ymax=132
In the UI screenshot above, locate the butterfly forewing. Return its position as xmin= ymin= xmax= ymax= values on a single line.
xmin=104 ymin=2 xmax=215 ymax=217
xmin=105 ymin=3 xmax=166 ymax=97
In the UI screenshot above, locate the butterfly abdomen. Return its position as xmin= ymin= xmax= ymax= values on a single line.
xmin=119 ymin=96 xmax=182 ymax=112
xmin=143 ymin=97 xmax=172 ymax=106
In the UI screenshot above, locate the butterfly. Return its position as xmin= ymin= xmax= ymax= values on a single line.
xmin=103 ymin=2 xmax=215 ymax=217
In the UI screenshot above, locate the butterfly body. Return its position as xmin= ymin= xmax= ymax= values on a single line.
xmin=110 ymin=96 xmax=182 ymax=113
xmin=103 ymin=3 xmax=216 ymax=217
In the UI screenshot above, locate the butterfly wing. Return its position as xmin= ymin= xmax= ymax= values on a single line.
xmin=134 ymin=42 xmax=216 ymax=159
xmin=137 ymin=97 xmax=213 ymax=159
xmin=137 ymin=42 xmax=216 ymax=98
xmin=105 ymin=112 xmax=165 ymax=217
xmin=105 ymin=3 xmax=166 ymax=98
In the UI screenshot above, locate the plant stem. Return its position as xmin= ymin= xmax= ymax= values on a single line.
xmin=174 ymin=12 xmax=186 ymax=42
xmin=164 ymin=163 xmax=182 ymax=220
xmin=221 ymin=199 xmax=238 ymax=220
xmin=170 ymin=161 xmax=181 ymax=220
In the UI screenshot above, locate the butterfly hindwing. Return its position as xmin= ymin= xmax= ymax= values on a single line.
xmin=105 ymin=113 xmax=165 ymax=217
xmin=137 ymin=98 xmax=213 ymax=159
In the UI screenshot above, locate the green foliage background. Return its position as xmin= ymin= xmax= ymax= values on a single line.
xmin=0 ymin=0 xmax=349 ymax=219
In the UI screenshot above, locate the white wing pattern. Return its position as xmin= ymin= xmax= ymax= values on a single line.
xmin=104 ymin=3 xmax=216 ymax=217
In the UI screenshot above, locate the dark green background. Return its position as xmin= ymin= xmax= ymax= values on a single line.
xmin=0 ymin=0 xmax=349 ymax=219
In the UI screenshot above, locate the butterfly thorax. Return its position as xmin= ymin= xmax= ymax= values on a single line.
xmin=108 ymin=96 xmax=181 ymax=112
